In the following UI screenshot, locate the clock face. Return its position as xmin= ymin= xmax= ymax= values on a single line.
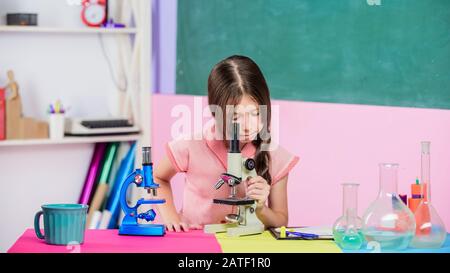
xmin=83 ymin=4 xmax=106 ymax=26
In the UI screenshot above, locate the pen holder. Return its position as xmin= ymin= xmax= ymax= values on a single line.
xmin=49 ymin=113 xmax=65 ymax=139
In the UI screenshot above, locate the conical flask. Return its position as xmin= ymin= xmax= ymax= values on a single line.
xmin=410 ymin=141 xmax=447 ymax=248
xmin=362 ymin=163 xmax=416 ymax=250
xmin=332 ymin=183 xmax=364 ymax=250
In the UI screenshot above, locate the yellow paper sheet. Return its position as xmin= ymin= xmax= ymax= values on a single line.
xmin=215 ymin=231 xmax=342 ymax=253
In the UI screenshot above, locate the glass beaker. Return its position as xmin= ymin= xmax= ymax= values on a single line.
xmin=362 ymin=163 xmax=416 ymax=251
xmin=332 ymin=183 xmax=364 ymax=250
xmin=410 ymin=141 xmax=447 ymax=248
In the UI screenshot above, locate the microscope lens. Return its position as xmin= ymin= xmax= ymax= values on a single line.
xmin=142 ymin=147 xmax=152 ymax=164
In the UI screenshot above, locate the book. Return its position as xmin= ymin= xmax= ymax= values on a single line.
xmin=98 ymin=210 xmax=112 ymax=229
xmin=105 ymin=142 xmax=130 ymax=201
xmin=88 ymin=211 xmax=103 ymax=229
xmin=78 ymin=143 xmax=107 ymax=205
xmin=86 ymin=142 xmax=119 ymax=227
xmin=104 ymin=141 xmax=136 ymax=229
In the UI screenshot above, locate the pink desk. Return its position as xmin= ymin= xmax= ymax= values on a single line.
xmin=10 ymin=229 xmax=447 ymax=253
xmin=8 ymin=229 xmax=222 ymax=253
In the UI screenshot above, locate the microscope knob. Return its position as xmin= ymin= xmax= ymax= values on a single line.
xmin=134 ymin=174 xmax=143 ymax=184
xmin=244 ymin=158 xmax=256 ymax=171
xmin=214 ymin=179 xmax=225 ymax=189
xmin=138 ymin=209 xmax=156 ymax=222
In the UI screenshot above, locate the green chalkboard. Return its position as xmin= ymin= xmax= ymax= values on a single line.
xmin=176 ymin=0 xmax=450 ymax=109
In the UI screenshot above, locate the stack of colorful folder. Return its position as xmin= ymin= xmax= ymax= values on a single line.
xmin=79 ymin=141 xmax=137 ymax=230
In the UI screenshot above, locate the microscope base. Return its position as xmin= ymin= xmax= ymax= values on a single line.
xmin=204 ymin=223 xmax=264 ymax=237
xmin=204 ymin=202 xmax=264 ymax=237
xmin=204 ymin=223 xmax=238 ymax=233
xmin=226 ymin=225 xmax=264 ymax=237
xmin=119 ymin=223 xmax=165 ymax=236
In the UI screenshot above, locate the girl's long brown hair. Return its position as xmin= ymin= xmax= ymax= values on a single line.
xmin=207 ymin=55 xmax=272 ymax=184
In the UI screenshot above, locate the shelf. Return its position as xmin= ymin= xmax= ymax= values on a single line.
xmin=0 ymin=134 xmax=141 ymax=147
xmin=0 ymin=26 xmax=137 ymax=34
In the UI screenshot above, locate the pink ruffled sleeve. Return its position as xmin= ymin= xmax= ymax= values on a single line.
xmin=166 ymin=139 xmax=190 ymax=173
xmin=270 ymin=145 xmax=300 ymax=185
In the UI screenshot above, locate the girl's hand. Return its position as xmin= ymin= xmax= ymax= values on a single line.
xmin=164 ymin=216 xmax=203 ymax=232
xmin=246 ymin=176 xmax=270 ymax=208
xmin=188 ymin=223 xmax=203 ymax=230
xmin=165 ymin=220 xmax=189 ymax=232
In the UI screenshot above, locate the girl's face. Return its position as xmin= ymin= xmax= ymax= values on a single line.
xmin=231 ymin=94 xmax=263 ymax=143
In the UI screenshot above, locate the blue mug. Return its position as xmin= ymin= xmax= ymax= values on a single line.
xmin=34 ymin=204 xmax=89 ymax=245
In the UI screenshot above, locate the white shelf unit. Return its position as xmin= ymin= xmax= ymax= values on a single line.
xmin=0 ymin=134 xmax=141 ymax=147
xmin=0 ymin=0 xmax=152 ymax=152
xmin=0 ymin=25 xmax=137 ymax=34
xmin=0 ymin=1 xmax=153 ymax=252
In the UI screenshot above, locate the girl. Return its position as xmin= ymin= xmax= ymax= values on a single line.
xmin=155 ymin=55 xmax=299 ymax=232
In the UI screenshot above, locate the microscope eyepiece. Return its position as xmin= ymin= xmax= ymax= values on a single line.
xmin=142 ymin=146 xmax=152 ymax=165
xmin=229 ymin=122 xmax=240 ymax=153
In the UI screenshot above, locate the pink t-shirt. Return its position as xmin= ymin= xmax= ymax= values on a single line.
xmin=165 ymin=123 xmax=299 ymax=226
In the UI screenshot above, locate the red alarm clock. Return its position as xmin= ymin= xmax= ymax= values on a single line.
xmin=81 ymin=0 xmax=107 ymax=27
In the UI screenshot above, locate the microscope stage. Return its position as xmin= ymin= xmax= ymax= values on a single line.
xmin=213 ymin=198 xmax=255 ymax=205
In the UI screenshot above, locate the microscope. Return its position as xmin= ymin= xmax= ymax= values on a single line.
xmin=204 ymin=123 xmax=265 ymax=237
xmin=118 ymin=146 xmax=166 ymax=236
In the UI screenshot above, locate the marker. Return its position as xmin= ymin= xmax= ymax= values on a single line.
xmin=286 ymin=230 xmax=319 ymax=240
xmin=280 ymin=226 xmax=287 ymax=238
xmin=409 ymin=178 xmax=424 ymax=213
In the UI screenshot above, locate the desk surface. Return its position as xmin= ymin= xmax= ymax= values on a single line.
xmin=8 ymin=229 xmax=222 ymax=253
xmin=7 ymin=229 xmax=450 ymax=253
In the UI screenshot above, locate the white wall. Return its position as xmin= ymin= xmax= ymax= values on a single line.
xmin=0 ymin=144 xmax=93 ymax=252
xmin=0 ymin=0 xmax=129 ymax=251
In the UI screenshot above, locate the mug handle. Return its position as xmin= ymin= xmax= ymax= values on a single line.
xmin=34 ymin=211 xmax=45 ymax=239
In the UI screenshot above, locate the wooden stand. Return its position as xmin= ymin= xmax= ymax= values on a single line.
xmin=5 ymin=70 xmax=48 ymax=139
